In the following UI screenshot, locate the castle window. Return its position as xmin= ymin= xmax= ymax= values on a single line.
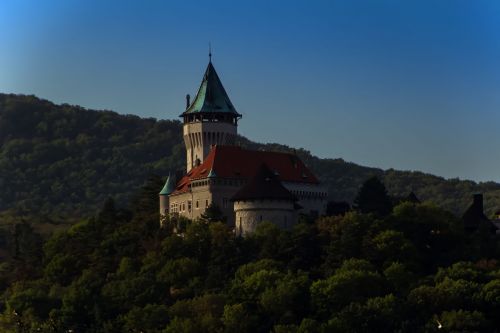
xmin=196 ymin=200 xmax=199 ymax=209
xmin=188 ymin=200 xmax=192 ymax=212
xmin=206 ymin=199 xmax=209 ymax=207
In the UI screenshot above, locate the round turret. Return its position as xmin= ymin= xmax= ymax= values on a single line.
xmin=159 ymin=173 xmax=175 ymax=221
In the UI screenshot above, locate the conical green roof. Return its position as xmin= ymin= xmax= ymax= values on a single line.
xmin=159 ymin=173 xmax=175 ymax=195
xmin=183 ymin=61 xmax=239 ymax=115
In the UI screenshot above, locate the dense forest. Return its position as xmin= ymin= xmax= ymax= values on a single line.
xmin=2 ymin=93 xmax=500 ymax=228
xmin=1 ymin=93 xmax=500 ymax=332
xmin=0 ymin=177 xmax=499 ymax=332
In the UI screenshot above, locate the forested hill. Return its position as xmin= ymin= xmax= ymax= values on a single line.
xmin=1 ymin=93 xmax=500 ymax=221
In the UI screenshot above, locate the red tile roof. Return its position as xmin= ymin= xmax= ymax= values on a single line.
xmin=171 ymin=146 xmax=319 ymax=195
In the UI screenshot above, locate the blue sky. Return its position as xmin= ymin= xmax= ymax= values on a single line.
xmin=1 ymin=0 xmax=500 ymax=182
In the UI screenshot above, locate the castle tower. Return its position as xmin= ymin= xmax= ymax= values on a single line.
xmin=159 ymin=173 xmax=175 ymax=223
xmin=180 ymin=59 xmax=241 ymax=172
xmin=232 ymin=164 xmax=298 ymax=236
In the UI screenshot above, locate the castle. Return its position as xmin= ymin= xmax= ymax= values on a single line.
xmin=159 ymin=58 xmax=327 ymax=235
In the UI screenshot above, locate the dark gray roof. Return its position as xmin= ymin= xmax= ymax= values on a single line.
xmin=462 ymin=194 xmax=498 ymax=233
xmin=231 ymin=164 xmax=296 ymax=202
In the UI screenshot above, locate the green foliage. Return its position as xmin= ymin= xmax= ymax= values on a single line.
xmin=1 ymin=94 xmax=500 ymax=331
xmin=311 ymin=263 xmax=385 ymax=318
xmin=0 ymin=198 xmax=499 ymax=332
xmin=437 ymin=309 xmax=491 ymax=332
xmin=121 ymin=304 xmax=169 ymax=332
xmin=2 ymin=93 xmax=500 ymax=225
xmin=383 ymin=262 xmax=415 ymax=295
xmin=222 ymin=303 xmax=260 ymax=333
xmin=326 ymin=294 xmax=402 ymax=333
xmin=0 ymin=93 xmax=184 ymax=220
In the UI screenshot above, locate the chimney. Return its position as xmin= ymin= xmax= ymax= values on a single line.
xmin=186 ymin=94 xmax=191 ymax=109
xmin=473 ymin=194 xmax=483 ymax=213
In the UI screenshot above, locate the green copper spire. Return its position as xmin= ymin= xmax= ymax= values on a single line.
xmin=183 ymin=61 xmax=240 ymax=115
xmin=207 ymin=169 xmax=217 ymax=178
xmin=159 ymin=173 xmax=175 ymax=195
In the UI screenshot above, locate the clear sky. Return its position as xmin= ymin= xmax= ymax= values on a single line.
xmin=1 ymin=0 xmax=500 ymax=182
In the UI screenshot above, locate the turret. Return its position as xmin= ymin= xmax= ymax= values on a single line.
xmin=181 ymin=59 xmax=241 ymax=172
xmin=159 ymin=173 xmax=175 ymax=222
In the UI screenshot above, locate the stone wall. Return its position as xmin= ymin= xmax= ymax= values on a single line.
xmin=282 ymin=181 xmax=328 ymax=216
xmin=159 ymin=195 xmax=169 ymax=217
xmin=168 ymin=179 xmax=327 ymax=227
xmin=234 ymin=200 xmax=296 ymax=236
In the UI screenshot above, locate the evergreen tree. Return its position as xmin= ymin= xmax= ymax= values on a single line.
xmin=201 ymin=204 xmax=225 ymax=223
xmin=354 ymin=176 xmax=393 ymax=216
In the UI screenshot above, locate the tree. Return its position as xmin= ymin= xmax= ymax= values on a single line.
xmin=10 ymin=222 xmax=43 ymax=266
xmin=389 ymin=202 xmax=465 ymax=273
xmin=354 ymin=176 xmax=392 ymax=216
xmin=222 ymin=303 xmax=261 ymax=333
xmin=383 ymin=262 xmax=415 ymax=295
xmin=435 ymin=310 xmax=491 ymax=332
xmin=167 ymin=294 xmax=226 ymax=332
xmin=121 ymin=304 xmax=169 ymax=332
xmin=201 ymin=204 xmax=225 ymax=223
xmin=321 ymin=212 xmax=373 ymax=274
xmin=311 ymin=260 xmax=385 ymax=319
xmin=326 ymin=201 xmax=351 ymax=216
xmin=326 ymin=294 xmax=402 ymax=333
xmin=156 ymin=257 xmax=202 ymax=298
xmin=365 ymin=230 xmax=418 ymax=268
xmin=260 ymin=272 xmax=311 ymax=324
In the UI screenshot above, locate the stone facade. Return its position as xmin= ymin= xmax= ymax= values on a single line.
xmin=159 ymin=195 xmax=169 ymax=216
xmin=168 ymin=177 xmax=242 ymax=224
xmin=283 ymin=181 xmax=328 ymax=217
xmin=167 ymin=176 xmax=326 ymax=226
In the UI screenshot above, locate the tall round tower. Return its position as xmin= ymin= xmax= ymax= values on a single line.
xmin=180 ymin=59 xmax=241 ymax=172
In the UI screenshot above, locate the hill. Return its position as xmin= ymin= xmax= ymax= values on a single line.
xmin=1 ymin=93 xmax=500 ymax=223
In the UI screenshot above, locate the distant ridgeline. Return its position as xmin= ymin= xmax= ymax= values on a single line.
xmin=1 ymin=93 xmax=500 ymax=222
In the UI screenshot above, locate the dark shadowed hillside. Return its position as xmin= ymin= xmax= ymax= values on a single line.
xmin=1 ymin=93 xmax=500 ymax=222
xmin=0 ymin=94 xmax=185 ymax=222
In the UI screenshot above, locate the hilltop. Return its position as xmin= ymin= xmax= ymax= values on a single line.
xmin=1 ymin=93 xmax=500 ymax=223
